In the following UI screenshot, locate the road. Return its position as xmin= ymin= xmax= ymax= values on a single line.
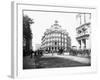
xmin=42 ymin=53 xmax=90 ymax=64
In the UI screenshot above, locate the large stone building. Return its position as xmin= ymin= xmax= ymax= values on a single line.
xmin=76 ymin=14 xmax=91 ymax=50
xmin=41 ymin=20 xmax=71 ymax=53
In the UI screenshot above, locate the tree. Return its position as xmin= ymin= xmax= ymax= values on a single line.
xmin=23 ymin=15 xmax=34 ymax=56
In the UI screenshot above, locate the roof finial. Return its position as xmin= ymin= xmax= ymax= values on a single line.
xmin=55 ymin=20 xmax=58 ymax=24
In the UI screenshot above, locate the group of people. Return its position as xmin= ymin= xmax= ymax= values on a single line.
xmin=30 ymin=49 xmax=43 ymax=58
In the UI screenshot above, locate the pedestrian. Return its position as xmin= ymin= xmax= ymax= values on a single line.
xmin=30 ymin=49 xmax=34 ymax=58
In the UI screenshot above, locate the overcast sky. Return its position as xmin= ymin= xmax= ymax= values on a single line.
xmin=24 ymin=11 xmax=90 ymax=50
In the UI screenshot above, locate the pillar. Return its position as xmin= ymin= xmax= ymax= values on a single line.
xmin=82 ymin=39 xmax=86 ymax=49
xmin=78 ymin=40 xmax=81 ymax=49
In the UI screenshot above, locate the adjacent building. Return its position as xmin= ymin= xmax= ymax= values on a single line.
xmin=76 ymin=13 xmax=91 ymax=50
xmin=41 ymin=20 xmax=71 ymax=53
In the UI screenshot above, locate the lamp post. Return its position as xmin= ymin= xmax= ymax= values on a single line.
xmin=60 ymin=31 xmax=63 ymax=55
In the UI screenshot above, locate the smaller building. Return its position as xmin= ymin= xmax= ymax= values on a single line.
xmin=72 ymin=46 xmax=77 ymax=50
xmin=35 ymin=44 xmax=41 ymax=50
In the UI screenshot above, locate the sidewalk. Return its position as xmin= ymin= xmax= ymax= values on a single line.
xmin=43 ymin=53 xmax=90 ymax=64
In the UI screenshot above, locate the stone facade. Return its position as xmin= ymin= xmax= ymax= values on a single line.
xmin=76 ymin=13 xmax=91 ymax=50
xmin=41 ymin=21 xmax=71 ymax=53
xmin=76 ymin=22 xmax=91 ymax=50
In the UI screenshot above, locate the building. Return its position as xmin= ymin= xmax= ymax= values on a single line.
xmin=76 ymin=13 xmax=91 ymax=50
xmin=41 ymin=20 xmax=71 ymax=53
xmin=35 ymin=44 xmax=41 ymax=50
xmin=72 ymin=46 xmax=77 ymax=50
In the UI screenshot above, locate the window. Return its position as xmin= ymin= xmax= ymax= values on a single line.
xmin=55 ymin=42 xmax=57 ymax=45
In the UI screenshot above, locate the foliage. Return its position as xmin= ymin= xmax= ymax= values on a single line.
xmin=69 ymin=49 xmax=91 ymax=56
xmin=23 ymin=15 xmax=33 ymax=40
xmin=23 ymin=15 xmax=34 ymax=56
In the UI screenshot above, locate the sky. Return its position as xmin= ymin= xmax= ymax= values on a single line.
xmin=24 ymin=10 xmax=90 ymax=50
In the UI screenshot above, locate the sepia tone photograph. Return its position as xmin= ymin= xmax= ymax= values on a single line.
xmin=23 ymin=10 xmax=91 ymax=69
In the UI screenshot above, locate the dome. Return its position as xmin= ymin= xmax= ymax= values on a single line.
xmin=45 ymin=20 xmax=67 ymax=34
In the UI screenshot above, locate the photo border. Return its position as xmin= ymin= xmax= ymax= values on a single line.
xmin=11 ymin=2 xmax=97 ymax=78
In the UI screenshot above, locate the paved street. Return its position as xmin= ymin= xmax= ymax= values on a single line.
xmin=23 ymin=53 xmax=91 ymax=69
xmin=42 ymin=53 xmax=90 ymax=64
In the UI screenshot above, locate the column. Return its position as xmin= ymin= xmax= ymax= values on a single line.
xmin=78 ymin=40 xmax=81 ymax=49
xmin=82 ymin=39 xmax=86 ymax=49
xmin=86 ymin=37 xmax=90 ymax=49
